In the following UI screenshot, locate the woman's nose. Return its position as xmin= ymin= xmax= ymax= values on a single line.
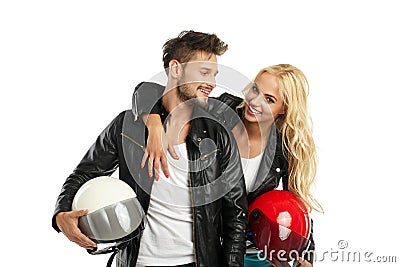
xmin=249 ymin=93 xmax=265 ymax=106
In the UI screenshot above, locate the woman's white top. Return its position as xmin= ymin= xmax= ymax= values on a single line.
xmin=241 ymin=153 xmax=263 ymax=194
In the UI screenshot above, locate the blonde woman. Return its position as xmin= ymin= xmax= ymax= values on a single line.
xmin=133 ymin=64 xmax=321 ymax=266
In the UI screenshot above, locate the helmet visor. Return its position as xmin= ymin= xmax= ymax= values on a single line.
xmin=78 ymin=197 xmax=145 ymax=243
xmin=248 ymin=208 xmax=309 ymax=261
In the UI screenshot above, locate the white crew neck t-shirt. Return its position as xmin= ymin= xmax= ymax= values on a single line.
xmin=241 ymin=153 xmax=263 ymax=194
xmin=137 ymin=143 xmax=194 ymax=266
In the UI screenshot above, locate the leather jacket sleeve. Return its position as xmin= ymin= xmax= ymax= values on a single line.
xmin=52 ymin=112 xmax=124 ymax=232
xmin=132 ymin=82 xmax=164 ymax=121
xmin=302 ymin=219 xmax=315 ymax=264
xmin=132 ymin=82 xmax=243 ymax=130
xmin=218 ymin=130 xmax=248 ymax=266
xmin=207 ymin=93 xmax=243 ymax=130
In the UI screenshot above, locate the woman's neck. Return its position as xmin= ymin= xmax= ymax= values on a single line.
xmin=242 ymin=118 xmax=272 ymax=143
xmin=233 ymin=119 xmax=273 ymax=158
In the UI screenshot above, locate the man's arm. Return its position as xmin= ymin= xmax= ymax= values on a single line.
xmin=52 ymin=112 xmax=124 ymax=248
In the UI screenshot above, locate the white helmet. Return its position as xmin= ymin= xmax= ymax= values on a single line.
xmin=72 ymin=176 xmax=145 ymax=249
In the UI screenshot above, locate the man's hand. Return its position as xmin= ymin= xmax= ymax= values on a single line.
xmin=141 ymin=114 xmax=178 ymax=180
xmin=56 ymin=210 xmax=97 ymax=249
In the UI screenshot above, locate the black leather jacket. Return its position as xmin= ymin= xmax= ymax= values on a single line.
xmin=52 ymin=104 xmax=248 ymax=267
xmin=132 ymin=82 xmax=315 ymax=265
xmin=131 ymin=82 xmax=291 ymax=199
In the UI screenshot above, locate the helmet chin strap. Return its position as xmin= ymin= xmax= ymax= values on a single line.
xmin=87 ymin=241 xmax=129 ymax=267
xmin=86 ymin=218 xmax=146 ymax=267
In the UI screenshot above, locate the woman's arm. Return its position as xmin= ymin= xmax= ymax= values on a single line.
xmin=132 ymin=82 xmax=178 ymax=179
xmin=140 ymin=113 xmax=179 ymax=180
xmin=132 ymin=82 xmax=164 ymax=120
xmin=131 ymin=82 xmax=244 ymax=179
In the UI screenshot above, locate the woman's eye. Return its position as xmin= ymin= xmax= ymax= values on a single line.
xmin=252 ymin=85 xmax=259 ymax=94
xmin=265 ymin=97 xmax=275 ymax=103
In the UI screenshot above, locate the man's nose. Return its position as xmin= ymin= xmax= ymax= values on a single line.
xmin=205 ymin=76 xmax=216 ymax=89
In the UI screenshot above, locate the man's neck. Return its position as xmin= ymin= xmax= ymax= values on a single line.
xmin=162 ymin=79 xmax=194 ymax=117
xmin=161 ymin=82 xmax=193 ymax=145
xmin=162 ymin=87 xmax=180 ymax=112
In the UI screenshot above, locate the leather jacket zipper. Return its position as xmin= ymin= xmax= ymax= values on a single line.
xmin=200 ymin=148 xmax=219 ymax=160
xmin=188 ymin=149 xmax=198 ymax=267
xmin=120 ymin=132 xmax=145 ymax=152
xmin=133 ymin=92 xmax=139 ymax=121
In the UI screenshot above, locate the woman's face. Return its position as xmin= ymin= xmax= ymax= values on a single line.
xmin=243 ymin=72 xmax=285 ymax=124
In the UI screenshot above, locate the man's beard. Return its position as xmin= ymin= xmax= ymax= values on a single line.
xmin=177 ymin=83 xmax=196 ymax=102
xmin=177 ymin=83 xmax=207 ymax=106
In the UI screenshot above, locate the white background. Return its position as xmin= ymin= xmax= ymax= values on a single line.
xmin=1 ymin=0 xmax=399 ymax=266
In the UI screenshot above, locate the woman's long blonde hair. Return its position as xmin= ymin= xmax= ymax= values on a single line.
xmin=254 ymin=64 xmax=322 ymax=212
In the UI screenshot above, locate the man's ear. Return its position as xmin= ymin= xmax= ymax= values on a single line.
xmin=169 ymin=60 xmax=182 ymax=79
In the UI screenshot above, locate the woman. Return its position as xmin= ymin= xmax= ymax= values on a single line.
xmin=132 ymin=64 xmax=321 ymax=266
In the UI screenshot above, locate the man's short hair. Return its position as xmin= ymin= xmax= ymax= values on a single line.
xmin=162 ymin=30 xmax=228 ymax=70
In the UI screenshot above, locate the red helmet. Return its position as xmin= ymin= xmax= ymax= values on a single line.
xmin=248 ymin=190 xmax=311 ymax=261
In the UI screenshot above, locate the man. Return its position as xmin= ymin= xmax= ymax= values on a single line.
xmin=52 ymin=30 xmax=248 ymax=267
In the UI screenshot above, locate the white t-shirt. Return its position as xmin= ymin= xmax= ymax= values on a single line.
xmin=242 ymin=153 xmax=285 ymax=256
xmin=137 ymin=143 xmax=194 ymax=266
xmin=241 ymin=153 xmax=284 ymax=193
xmin=241 ymin=153 xmax=263 ymax=194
